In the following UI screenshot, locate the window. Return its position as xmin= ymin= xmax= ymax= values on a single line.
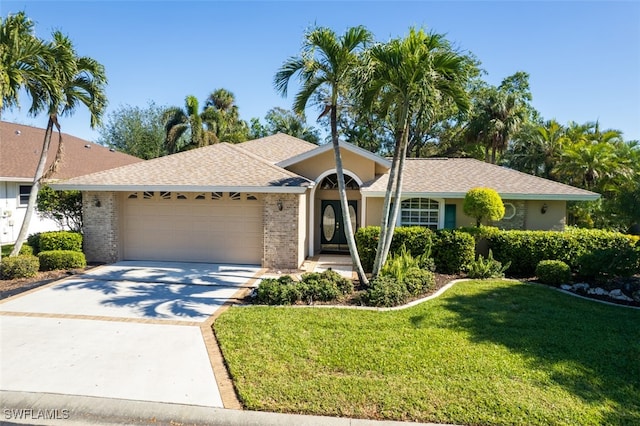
xmin=18 ymin=185 xmax=31 ymax=206
xmin=400 ymin=198 xmax=440 ymax=230
xmin=229 ymin=192 xmax=241 ymax=201
xmin=503 ymin=202 xmax=516 ymax=220
xmin=127 ymin=193 xmax=138 ymax=199
xmin=319 ymin=174 xmax=359 ymax=190
xmin=143 ymin=191 xmax=155 ymax=199
xmin=159 ymin=191 xmax=171 ymax=200
xmin=211 ymin=192 xmax=223 ymax=200
xmin=176 ymin=193 xmax=187 ymax=200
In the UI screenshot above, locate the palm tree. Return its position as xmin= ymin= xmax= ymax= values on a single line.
xmin=10 ymin=31 xmax=107 ymax=256
xmin=507 ymin=120 xmax=567 ymax=179
xmin=274 ymin=26 xmax=372 ymax=285
xmin=162 ymin=95 xmax=213 ymax=154
xmin=201 ymin=88 xmax=249 ymax=143
xmin=361 ymin=28 xmax=470 ymax=275
xmin=0 ymin=11 xmax=57 ymax=119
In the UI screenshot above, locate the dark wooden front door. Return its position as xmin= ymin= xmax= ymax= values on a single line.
xmin=320 ymin=200 xmax=357 ymax=251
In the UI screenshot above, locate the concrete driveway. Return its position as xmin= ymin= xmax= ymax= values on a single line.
xmin=0 ymin=261 xmax=262 ymax=408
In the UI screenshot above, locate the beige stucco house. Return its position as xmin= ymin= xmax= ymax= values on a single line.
xmin=52 ymin=133 xmax=599 ymax=269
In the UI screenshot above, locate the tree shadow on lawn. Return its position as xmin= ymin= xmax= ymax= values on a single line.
xmin=412 ymin=281 xmax=640 ymax=424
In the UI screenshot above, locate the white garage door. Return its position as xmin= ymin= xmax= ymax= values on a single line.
xmin=123 ymin=191 xmax=263 ymax=264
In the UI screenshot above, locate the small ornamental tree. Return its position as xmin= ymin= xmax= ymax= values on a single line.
xmin=36 ymin=185 xmax=83 ymax=232
xmin=463 ymin=187 xmax=505 ymax=226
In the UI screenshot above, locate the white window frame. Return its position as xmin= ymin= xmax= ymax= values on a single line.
xmin=503 ymin=202 xmax=516 ymax=220
xmin=397 ymin=197 xmax=445 ymax=230
xmin=18 ymin=185 xmax=31 ymax=207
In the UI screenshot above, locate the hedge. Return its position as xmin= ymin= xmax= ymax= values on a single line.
xmin=485 ymin=228 xmax=636 ymax=276
xmin=39 ymin=231 xmax=83 ymax=252
xmin=432 ymin=230 xmax=475 ymax=274
xmin=0 ymin=255 xmax=39 ymax=279
xmin=536 ymin=260 xmax=571 ymax=285
xmin=355 ymin=226 xmax=432 ymax=272
xmin=38 ymin=250 xmax=86 ymax=271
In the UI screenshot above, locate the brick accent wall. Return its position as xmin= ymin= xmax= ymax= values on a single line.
xmin=492 ymin=200 xmax=525 ymax=230
xmin=82 ymin=191 xmax=119 ymax=263
xmin=263 ymin=193 xmax=299 ymax=269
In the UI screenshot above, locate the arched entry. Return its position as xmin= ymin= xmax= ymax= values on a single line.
xmin=308 ymin=169 xmax=363 ymax=255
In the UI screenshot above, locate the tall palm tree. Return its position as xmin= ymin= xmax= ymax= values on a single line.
xmin=274 ymin=26 xmax=372 ymax=284
xmin=507 ymin=119 xmax=567 ymax=179
xmin=162 ymin=95 xmax=212 ymax=153
xmin=10 ymin=31 xmax=107 ymax=256
xmin=0 ymin=11 xmax=57 ymax=119
xmin=361 ymin=28 xmax=470 ymax=275
xmin=201 ymin=88 xmax=249 ymax=143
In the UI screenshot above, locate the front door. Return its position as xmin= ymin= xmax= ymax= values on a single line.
xmin=320 ymin=200 xmax=357 ymax=251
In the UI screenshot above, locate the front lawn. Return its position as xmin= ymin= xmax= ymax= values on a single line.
xmin=215 ymin=279 xmax=640 ymax=425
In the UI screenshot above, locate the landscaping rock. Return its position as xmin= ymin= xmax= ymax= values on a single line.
xmin=573 ymin=283 xmax=590 ymax=292
xmin=632 ymin=290 xmax=640 ymax=303
xmin=609 ymin=289 xmax=634 ymax=302
xmin=560 ymin=284 xmax=572 ymax=291
xmin=588 ymin=287 xmax=608 ymax=296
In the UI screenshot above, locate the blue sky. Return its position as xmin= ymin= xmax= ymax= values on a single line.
xmin=3 ymin=1 xmax=639 ymax=144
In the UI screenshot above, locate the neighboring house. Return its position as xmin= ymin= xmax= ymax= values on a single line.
xmin=52 ymin=133 xmax=599 ymax=269
xmin=0 ymin=121 xmax=143 ymax=245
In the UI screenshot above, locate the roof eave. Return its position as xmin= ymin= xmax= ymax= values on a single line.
xmin=49 ymin=183 xmax=312 ymax=194
xmin=361 ymin=191 xmax=600 ymax=201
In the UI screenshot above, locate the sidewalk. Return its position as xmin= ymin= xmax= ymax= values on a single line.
xmin=1 ymin=391 xmax=455 ymax=426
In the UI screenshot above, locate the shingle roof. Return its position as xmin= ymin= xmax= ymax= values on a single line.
xmin=53 ymin=142 xmax=312 ymax=193
xmin=0 ymin=121 xmax=142 ymax=180
xmin=362 ymin=158 xmax=599 ymax=200
xmin=237 ymin=133 xmax=318 ymax=163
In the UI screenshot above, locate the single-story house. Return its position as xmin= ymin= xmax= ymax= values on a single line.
xmin=0 ymin=121 xmax=142 ymax=244
xmin=52 ymin=133 xmax=599 ymax=269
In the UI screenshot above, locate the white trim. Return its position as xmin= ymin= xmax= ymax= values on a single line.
xmin=308 ymin=169 xmax=363 ymax=257
xmin=502 ymin=202 xmax=516 ymax=220
xmin=396 ymin=197 xmax=445 ymax=229
xmin=277 ymin=140 xmax=391 ymax=169
xmin=0 ymin=177 xmax=34 ymax=183
xmin=49 ymin=184 xmax=312 ymax=194
xmin=361 ymin=191 xmax=599 ymax=201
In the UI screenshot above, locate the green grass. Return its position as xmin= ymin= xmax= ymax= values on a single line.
xmin=215 ymin=280 xmax=640 ymax=425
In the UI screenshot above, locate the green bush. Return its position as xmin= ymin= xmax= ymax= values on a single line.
xmin=467 ymin=250 xmax=511 ymax=279
xmin=362 ymin=276 xmax=408 ymax=307
xmin=355 ymin=226 xmax=432 ymax=272
xmin=38 ymin=250 xmax=86 ymax=271
xmin=299 ymin=272 xmax=340 ymax=303
xmin=254 ymin=276 xmax=300 ymax=305
xmin=380 ymin=245 xmax=430 ymax=284
xmin=402 ymin=268 xmax=435 ymax=296
xmin=18 ymin=244 xmax=34 ymax=256
xmin=27 ymin=233 xmax=41 ymax=254
xmin=578 ymin=245 xmax=640 ymax=280
xmin=0 ymin=255 xmax=39 ymax=279
xmin=39 ymin=231 xmax=82 ymax=252
xmin=486 ymin=228 xmax=636 ymax=276
xmin=432 ymin=230 xmax=475 ymax=274
xmin=463 ymin=187 xmax=505 ymax=226
xmin=536 ymin=260 xmax=571 ymax=285
xmin=318 ymin=269 xmax=353 ymax=295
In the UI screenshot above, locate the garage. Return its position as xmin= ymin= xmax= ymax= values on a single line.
xmin=122 ymin=191 xmax=263 ymax=264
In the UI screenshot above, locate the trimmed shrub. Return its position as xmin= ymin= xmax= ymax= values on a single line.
xmin=578 ymin=245 xmax=640 ymax=280
xmin=18 ymin=244 xmax=34 ymax=256
xmin=38 ymin=250 xmax=86 ymax=271
xmin=27 ymin=233 xmax=41 ymax=254
xmin=467 ymin=250 xmax=511 ymax=279
xmin=432 ymin=230 xmax=475 ymax=274
xmin=484 ymin=228 xmax=636 ymax=276
xmin=0 ymin=255 xmax=39 ymax=279
xmin=403 ymin=268 xmax=435 ymax=296
xmin=463 ymin=187 xmax=505 ymax=226
xmin=318 ymin=269 xmax=353 ymax=295
xmin=362 ymin=276 xmax=408 ymax=307
xmin=355 ymin=226 xmax=432 ymax=272
xmin=254 ymin=276 xmax=300 ymax=305
xmin=536 ymin=260 xmax=571 ymax=285
xmin=39 ymin=231 xmax=82 ymax=252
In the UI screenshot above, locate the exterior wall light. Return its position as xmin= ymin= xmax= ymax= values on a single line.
xmin=277 ymin=200 xmax=283 ymax=211
xmin=93 ymin=196 xmax=101 ymax=208
xmin=541 ymin=203 xmax=548 ymax=214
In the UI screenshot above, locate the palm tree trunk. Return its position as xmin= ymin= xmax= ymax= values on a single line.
xmin=380 ymin=126 xmax=409 ymax=265
xmin=330 ymin=105 xmax=368 ymax=286
xmin=10 ymin=116 xmax=55 ymax=256
xmin=371 ymin=136 xmax=401 ymax=276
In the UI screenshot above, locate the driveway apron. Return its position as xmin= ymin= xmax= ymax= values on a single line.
xmin=0 ymin=261 xmax=262 ymax=408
